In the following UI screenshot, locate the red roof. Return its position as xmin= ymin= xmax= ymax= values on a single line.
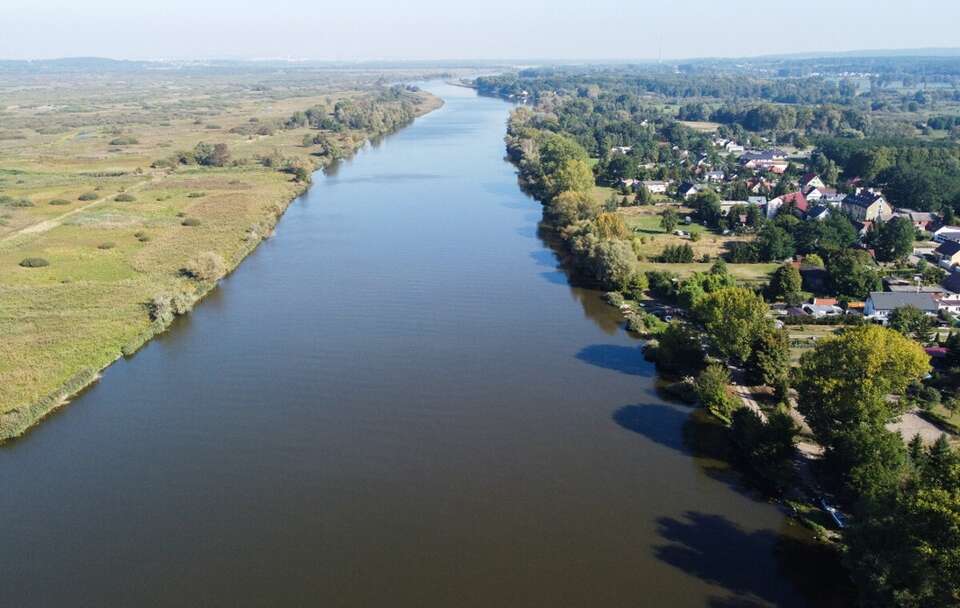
xmin=781 ymin=191 xmax=808 ymax=212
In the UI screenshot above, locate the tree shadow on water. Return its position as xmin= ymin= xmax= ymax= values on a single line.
xmin=655 ymin=511 xmax=807 ymax=608
xmin=612 ymin=404 xmax=691 ymax=454
xmin=575 ymin=344 xmax=652 ymax=376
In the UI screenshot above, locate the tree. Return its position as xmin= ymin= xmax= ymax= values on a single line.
xmin=660 ymin=209 xmax=678 ymax=233
xmin=876 ymin=216 xmax=916 ymax=262
xmin=655 ymin=322 xmax=704 ymax=373
xmin=547 ymin=190 xmax=599 ymax=227
xmin=193 ymin=142 xmax=230 ymax=167
xmin=768 ymin=263 xmax=802 ymax=301
xmin=745 ymin=328 xmax=790 ymax=395
xmin=694 ymin=287 xmax=771 ymax=362
xmin=755 ymin=224 xmax=795 ymax=262
xmin=730 ymin=408 xmax=798 ymax=491
xmin=695 ymin=363 xmax=740 ymax=422
xmin=550 ymin=158 xmax=594 ymax=196
xmin=795 ymin=325 xmax=929 ymax=475
xmin=594 ymin=213 xmax=629 ymax=239
xmin=889 ymin=306 xmax=935 ymax=343
xmin=827 ymin=249 xmax=881 ymax=299
xmin=660 ymin=243 xmax=694 ymax=263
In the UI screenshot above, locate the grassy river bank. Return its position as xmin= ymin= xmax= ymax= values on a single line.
xmin=0 ymin=76 xmax=442 ymax=441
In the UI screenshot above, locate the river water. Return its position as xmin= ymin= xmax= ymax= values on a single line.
xmin=1 ymin=83 xmax=811 ymax=607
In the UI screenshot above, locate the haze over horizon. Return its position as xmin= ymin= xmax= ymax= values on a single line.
xmin=2 ymin=0 xmax=958 ymax=62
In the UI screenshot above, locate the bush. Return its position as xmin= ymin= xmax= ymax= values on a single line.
xmin=660 ymin=243 xmax=694 ymax=263
xmin=109 ymin=136 xmax=139 ymax=145
xmin=19 ymin=257 xmax=49 ymax=267
xmin=48 ymin=199 xmax=70 ymax=206
xmin=0 ymin=195 xmax=33 ymax=207
xmin=97 ymin=242 xmax=116 ymax=250
xmin=115 ymin=193 xmax=136 ymax=202
xmin=181 ymin=217 xmax=201 ymax=226
xmin=695 ymin=363 xmax=740 ymax=423
xmin=187 ymin=192 xmax=206 ymax=198
xmin=181 ymin=251 xmax=226 ymax=282
xmin=655 ymin=322 xmax=704 ymax=373
xmin=134 ymin=231 xmax=151 ymax=242
xmin=78 ymin=192 xmax=99 ymax=201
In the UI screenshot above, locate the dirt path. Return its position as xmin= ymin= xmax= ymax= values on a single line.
xmin=0 ymin=173 xmax=159 ymax=245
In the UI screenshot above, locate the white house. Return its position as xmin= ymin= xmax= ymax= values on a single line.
xmin=864 ymin=291 xmax=940 ymax=323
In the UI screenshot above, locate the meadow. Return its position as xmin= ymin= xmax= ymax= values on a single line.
xmin=0 ymin=65 xmax=442 ymax=439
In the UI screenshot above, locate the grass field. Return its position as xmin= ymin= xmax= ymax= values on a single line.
xmin=0 ymin=68 xmax=442 ymax=439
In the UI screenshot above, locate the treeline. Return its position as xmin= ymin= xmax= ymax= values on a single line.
xmin=711 ymin=103 xmax=868 ymax=136
xmin=817 ymin=137 xmax=960 ymax=211
xmin=476 ymin=68 xmax=859 ymax=106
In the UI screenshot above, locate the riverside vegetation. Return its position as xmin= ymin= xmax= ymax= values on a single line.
xmin=496 ymin=62 xmax=960 ymax=607
xmin=0 ymin=62 xmax=442 ymax=440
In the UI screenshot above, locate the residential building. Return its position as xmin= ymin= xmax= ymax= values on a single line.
xmin=894 ymin=209 xmax=937 ymax=231
xmin=640 ymin=180 xmax=670 ymax=194
xmin=799 ymin=173 xmax=825 ymax=191
xmin=936 ymin=240 xmax=960 ymax=268
xmin=864 ymin=291 xmax=939 ymax=322
xmin=842 ymin=190 xmax=892 ymax=222
xmin=934 ymin=225 xmax=960 ymax=244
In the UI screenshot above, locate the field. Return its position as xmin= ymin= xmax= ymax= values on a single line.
xmin=0 ymin=65 xmax=443 ymax=439
xmin=589 ymin=186 xmax=777 ymax=287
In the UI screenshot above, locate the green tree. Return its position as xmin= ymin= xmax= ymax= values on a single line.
xmin=655 ymin=322 xmax=704 ymax=373
xmin=730 ymin=408 xmax=798 ymax=491
xmin=889 ymin=306 xmax=935 ymax=343
xmin=660 ymin=209 xmax=678 ymax=233
xmin=768 ymin=263 xmax=802 ymax=301
xmin=694 ymin=287 xmax=771 ymax=362
xmin=745 ymin=328 xmax=790 ymax=395
xmin=795 ymin=325 xmax=929 ymax=475
xmin=876 ymin=216 xmax=916 ymax=262
xmin=827 ymin=249 xmax=881 ymax=299
xmin=695 ymin=363 xmax=740 ymax=422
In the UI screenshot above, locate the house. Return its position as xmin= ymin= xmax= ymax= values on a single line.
xmin=766 ymin=191 xmax=808 ymax=218
xmin=747 ymin=196 xmax=767 ymax=207
xmin=804 ymin=186 xmax=838 ymax=202
xmin=934 ymin=225 xmax=960 ymax=244
xmin=641 ymin=180 xmax=670 ymax=194
xmin=802 ymin=298 xmax=843 ymax=318
xmin=610 ymin=146 xmax=632 ymax=155
xmin=739 ymin=149 xmax=787 ymax=170
xmin=800 ymin=173 xmax=825 ymax=191
xmin=725 ymin=142 xmax=745 ymax=155
xmin=677 ymin=182 xmax=702 ymax=200
xmin=807 ymin=205 xmax=831 ymax=221
xmin=864 ymin=291 xmax=940 ymax=322
xmin=936 ymin=240 xmax=960 ymax=268
xmin=821 ymin=192 xmax=846 ymax=208
xmin=894 ymin=209 xmax=937 ymax=231
xmin=842 ymin=190 xmax=892 ymax=222
xmin=853 ymin=220 xmax=874 ymax=239
xmin=704 ymin=170 xmax=725 ymax=182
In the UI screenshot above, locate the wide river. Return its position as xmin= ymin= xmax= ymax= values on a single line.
xmin=2 ymin=83 xmax=812 ymax=607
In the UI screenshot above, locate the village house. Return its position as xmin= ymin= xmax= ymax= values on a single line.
xmin=739 ymin=149 xmax=787 ymax=171
xmin=725 ymin=142 xmax=745 ymax=155
xmin=933 ymin=225 xmax=960 ymax=244
xmin=641 ymin=180 xmax=670 ymax=194
xmin=610 ymin=146 xmax=632 ymax=155
xmin=704 ymin=170 xmax=725 ymax=182
xmin=747 ymin=195 xmax=767 ymax=207
xmin=936 ymin=240 xmax=960 ymax=269
xmin=841 ymin=190 xmax=892 ymax=222
xmin=864 ymin=291 xmax=940 ymax=322
xmin=799 ymin=173 xmax=825 ymax=191
xmin=894 ymin=209 xmax=937 ymax=231
xmin=677 ymin=182 xmax=702 ymax=200
xmin=807 ymin=205 xmax=831 ymax=221
xmin=766 ymin=191 xmax=808 ymax=218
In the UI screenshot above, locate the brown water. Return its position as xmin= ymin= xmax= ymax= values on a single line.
xmin=1 ymin=83 xmax=811 ymax=607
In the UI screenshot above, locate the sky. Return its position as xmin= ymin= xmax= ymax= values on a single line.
xmin=2 ymin=0 xmax=959 ymax=62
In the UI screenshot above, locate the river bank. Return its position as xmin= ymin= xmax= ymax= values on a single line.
xmin=0 ymin=89 xmax=443 ymax=441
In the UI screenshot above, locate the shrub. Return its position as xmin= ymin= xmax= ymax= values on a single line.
xmin=48 ymin=199 xmax=70 ymax=205
xmin=19 ymin=257 xmax=49 ymax=267
xmin=655 ymin=322 xmax=704 ymax=373
xmin=181 ymin=217 xmax=201 ymax=226
xmin=660 ymin=243 xmax=694 ymax=263
xmin=109 ymin=136 xmax=139 ymax=145
xmin=78 ymin=192 xmax=99 ymax=201
xmin=181 ymin=251 xmax=226 ymax=282
xmin=695 ymin=363 xmax=741 ymax=423
xmin=0 ymin=195 xmax=33 ymax=207
xmin=134 ymin=231 xmax=151 ymax=242
xmin=97 ymin=242 xmax=116 ymax=250
xmin=187 ymin=192 xmax=206 ymax=198
xmin=115 ymin=193 xmax=136 ymax=202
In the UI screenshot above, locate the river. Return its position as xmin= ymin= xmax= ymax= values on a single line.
xmin=1 ymin=83 xmax=813 ymax=607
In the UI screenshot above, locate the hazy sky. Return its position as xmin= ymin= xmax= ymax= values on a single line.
xmin=2 ymin=0 xmax=958 ymax=61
